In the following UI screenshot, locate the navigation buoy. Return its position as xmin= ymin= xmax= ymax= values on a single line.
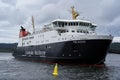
xmin=52 ymin=63 xmax=58 ymax=76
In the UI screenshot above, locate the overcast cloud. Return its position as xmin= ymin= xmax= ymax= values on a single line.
xmin=0 ymin=0 xmax=120 ymax=43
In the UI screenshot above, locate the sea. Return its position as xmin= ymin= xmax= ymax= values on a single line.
xmin=0 ymin=52 xmax=120 ymax=80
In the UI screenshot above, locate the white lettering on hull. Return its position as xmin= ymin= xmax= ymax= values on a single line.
xmin=25 ymin=51 xmax=46 ymax=57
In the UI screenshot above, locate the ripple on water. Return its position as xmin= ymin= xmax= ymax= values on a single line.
xmin=0 ymin=53 xmax=120 ymax=80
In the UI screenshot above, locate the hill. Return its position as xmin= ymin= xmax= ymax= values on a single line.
xmin=108 ymin=42 xmax=120 ymax=54
xmin=0 ymin=43 xmax=17 ymax=52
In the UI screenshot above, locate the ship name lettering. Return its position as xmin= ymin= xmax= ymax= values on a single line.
xmin=25 ymin=51 xmax=46 ymax=56
xmin=73 ymin=41 xmax=86 ymax=43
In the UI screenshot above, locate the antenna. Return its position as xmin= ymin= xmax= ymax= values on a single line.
xmin=32 ymin=16 xmax=35 ymax=33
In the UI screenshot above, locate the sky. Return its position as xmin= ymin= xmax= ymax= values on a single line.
xmin=0 ymin=0 xmax=120 ymax=43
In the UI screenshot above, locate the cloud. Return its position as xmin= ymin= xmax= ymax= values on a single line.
xmin=100 ymin=0 xmax=120 ymax=22
xmin=106 ymin=16 xmax=120 ymax=36
xmin=1 ymin=0 xmax=16 ymax=6
xmin=0 ymin=0 xmax=120 ymax=43
xmin=0 ymin=29 xmax=18 ymax=43
xmin=95 ymin=0 xmax=120 ymax=37
xmin=0 ymin=1 xmax=26 ymax=26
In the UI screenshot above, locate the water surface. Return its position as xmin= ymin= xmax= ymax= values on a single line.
xmin=0 ymin=52 xmax=120 ymax=80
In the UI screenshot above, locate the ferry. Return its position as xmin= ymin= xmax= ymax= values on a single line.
xmin=13 ymin=7 xmax=113 ymax=64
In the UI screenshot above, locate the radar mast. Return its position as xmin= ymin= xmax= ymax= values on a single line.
xmin=71 ymin=6 xmax=79 ymax=20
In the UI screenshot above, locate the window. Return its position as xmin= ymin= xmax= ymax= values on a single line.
xmin=77 ymin=30 xmax=79 ymax=33
xmin=46 ymin=45 xmax=51 ymax=48
xmin=64 ymin=22 xmax=67 ymax=26
xmin=71 ymin=23 xmax=73 ymax=26
xmin=69 ymin=23 xmax=71 ymax=26
xmin=58 ymin=22 xmax=61 ymax=27
xmin=61 ymin=22 xmax=64 ymax=27
xmin=29 ymin=36 xmax=34 ymax=39
xmin=22 ymin=43 xmax=25 ymax=45
xmin=73 ymin=22 xmax=75 ymax=26
xmin=81 ymin=30 xmax=83 ymax=33
xmin=72 ymin=30 xmax=75 ymax=32
xmin=80 ymin=30 xmax=82 ymax=33
xmin=53 ymin=22 xmax=57 ymax=27
xmin=57 ymin=29 xmax=67 ymax=33
xmin=79 ymin=22 xmax=83 ymax=26
xmin=86 ymin=23 xmax=89 ymax=26
xmin=76 ymin=22 xmax=78 ymax=26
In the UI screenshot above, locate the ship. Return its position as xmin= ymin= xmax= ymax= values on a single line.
xmin=13 ymin=7 xmax=113 ymax=64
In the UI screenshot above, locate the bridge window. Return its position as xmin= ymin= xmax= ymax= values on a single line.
xmin=68 ymin=22 xmax=79 ymax=26
xmin=76 ymin=22 xmax=78 ymax=26
xmin=58 ymin=22 xmax=65 ymax=27
xmin=64 ymin=22 xmax=67 ymax=26
xmin=73 ymin=22 xmax=75 ymax=26
xmin=53 ymin=22 xmax=57 ymax=27
xmin=80 ymin=22 xmax=84 ymax=26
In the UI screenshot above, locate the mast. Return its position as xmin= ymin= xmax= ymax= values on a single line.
xmin=71 ymin=6 xmax=79 ymax=20
xmin=32 ymin=16 xmax=35 ymax=33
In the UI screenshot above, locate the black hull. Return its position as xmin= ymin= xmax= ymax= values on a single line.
xmin=13 ymin=39 xmax=112 ymax=64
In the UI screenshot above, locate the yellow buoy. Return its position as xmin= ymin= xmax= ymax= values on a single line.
xmin=52 ymin=63 xmax=58 ymax=76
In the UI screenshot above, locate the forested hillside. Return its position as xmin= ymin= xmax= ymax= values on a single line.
xmin=0 ymin=43 xmax=17 ymax=52
xmin=108 ymin=43 xmax=120 ymax=54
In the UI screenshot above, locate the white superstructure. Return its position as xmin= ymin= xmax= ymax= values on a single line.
xmin=18 ymin=19 xmax=112 ymax=47
xmin=18 ymin=6 xmax=112 ymax=47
